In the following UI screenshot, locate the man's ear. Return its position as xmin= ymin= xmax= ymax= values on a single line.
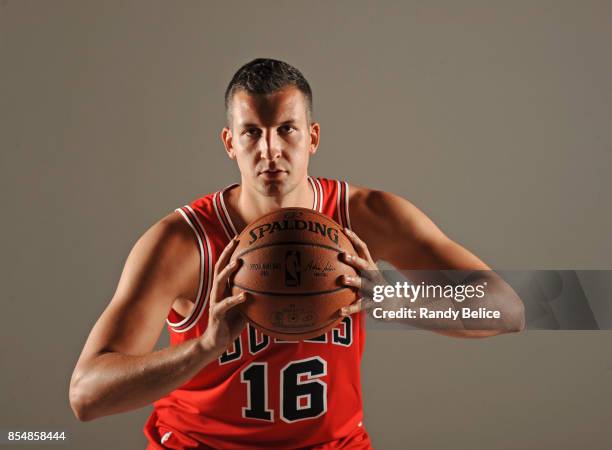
xmin=221 ymin=127 xmax=236 ymax=160
xmin=309 ymin=122 xmax=321 ymax=155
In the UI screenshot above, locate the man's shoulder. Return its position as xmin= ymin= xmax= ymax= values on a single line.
xmin=345 ymin=184 xmax=425 ymax=248
xmin=347 ymin=183 xmax=401 ymax=220
xmin=137 ymin=211 xmax=198 ymax=257
xmin=158 ymin=210 xmax=193 ymax=235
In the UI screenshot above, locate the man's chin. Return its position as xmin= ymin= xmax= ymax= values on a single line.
xmin=256 ymin=177 xmax=293 ymax=196
xmin=260 ymin=181 xmax=284 ymax=196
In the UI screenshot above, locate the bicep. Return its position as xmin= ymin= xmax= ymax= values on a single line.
xmin=75 ymin=213 xmax=198 ymax=365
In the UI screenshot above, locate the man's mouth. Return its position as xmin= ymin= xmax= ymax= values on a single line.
xmin=259 ymin=169 xmax=287 ymax=174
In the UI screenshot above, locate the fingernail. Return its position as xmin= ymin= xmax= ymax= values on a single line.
xmin=344 ymin=276 xmax=353 ymax=284
xmin=345 ymin=254 xmax=353 ymax=261
xmin=239 ymin=292 xmax=246 ymax=300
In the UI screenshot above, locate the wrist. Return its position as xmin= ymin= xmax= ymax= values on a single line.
xmin=198 ymin=332 xmax=225 ymax=358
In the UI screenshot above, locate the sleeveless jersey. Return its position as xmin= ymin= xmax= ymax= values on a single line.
xmin=144 ymin=177 xmax=370 ymax=449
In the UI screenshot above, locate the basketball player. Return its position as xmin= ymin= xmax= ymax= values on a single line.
xmin=69 ymin=59 xmax=525 ymax=449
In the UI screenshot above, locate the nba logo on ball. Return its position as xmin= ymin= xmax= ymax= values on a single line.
xmin=284 ymin=250 xmax=301 ymax=287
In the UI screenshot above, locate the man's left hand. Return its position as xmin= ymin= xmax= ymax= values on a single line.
xmin=338 ymin=228 xmax=386 ymax=317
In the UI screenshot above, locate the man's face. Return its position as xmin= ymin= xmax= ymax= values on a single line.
xmin=222 ymin=86 xmax=320 ymax=197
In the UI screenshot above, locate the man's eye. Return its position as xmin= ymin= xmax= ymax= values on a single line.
xmin=245 ymin=129 xmax=261 ymax=137
xmin=279 ymin=125 xmax=295 ymax=134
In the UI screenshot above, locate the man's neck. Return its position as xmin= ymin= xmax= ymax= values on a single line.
xmin=227 ymin=178 xmax=314 ymax=232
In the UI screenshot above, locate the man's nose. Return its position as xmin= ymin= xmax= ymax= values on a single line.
xmin=259 ymin=130 xmax=282 ymax=160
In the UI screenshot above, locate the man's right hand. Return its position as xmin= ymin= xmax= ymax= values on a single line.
xmin=200 ymin=237 xmax=248 ymax=355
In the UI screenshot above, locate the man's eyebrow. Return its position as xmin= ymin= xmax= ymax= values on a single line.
xmin=278 ymin=118 xmax=298 ymax=125
xmin=238 ymin=119 xmax=298 ymax=128
xmin=239 ymin=122 xmax=260 ymax=129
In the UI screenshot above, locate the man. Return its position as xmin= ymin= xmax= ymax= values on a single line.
xmin=69 ymin=58 xmax=524 ymax=449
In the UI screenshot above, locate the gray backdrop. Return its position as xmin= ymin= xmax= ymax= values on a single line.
xmin=1 ymin=1 xmax=611 ymax=449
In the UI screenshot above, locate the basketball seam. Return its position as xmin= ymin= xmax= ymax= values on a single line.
xmin=235 ymin=241 xmax=343 ymax=259
xmin=233 ymin=283 xmax=351 ymax=296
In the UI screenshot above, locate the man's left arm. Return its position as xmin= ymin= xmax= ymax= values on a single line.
xmin=342 ymin=188 xmax=525 ymax=338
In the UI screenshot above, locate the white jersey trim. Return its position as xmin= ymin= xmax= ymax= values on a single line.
xmin=167 ymin=206 xmax=213 ymax=332
xmin=344 ymin=181 xmax=352 ymax=230
xmin=167 ymin=208 xmax=205 ymax=328
xmin=220 ymin=184 xmax=239 ymax=237
xmin=308 ymin=176 xmax=318 ymax=211
xmin=213 ymin=191 xmax=233 ymax=241
xmin=336 ymin=180 xmax=342 ymax=227
xmin=313 ymin=177 xmax=324 ymax=212
xmin=335 ymin=180 xmax=352 ymax=230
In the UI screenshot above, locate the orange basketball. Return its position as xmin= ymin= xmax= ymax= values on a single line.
xmin=230 ymin=207 xmax=359 ymax=340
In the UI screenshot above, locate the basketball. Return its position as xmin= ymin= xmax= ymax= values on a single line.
xmin=230 ymin=207 xmax=359 ymax=340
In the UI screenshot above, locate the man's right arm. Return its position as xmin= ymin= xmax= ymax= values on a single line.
xmin=68 ymin=212 xmax=244 ymax=421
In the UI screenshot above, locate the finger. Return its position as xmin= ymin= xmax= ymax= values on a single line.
xmin=339 ymin=298 xmax=375 ymax=317
xmin=212 ymin=258 xmax=243 ymax=299
xmin=340 ymin=274 xmax=376 ymax=296
xmin=214 ymin=236 xmax=240 ymax=276
xmin=340 ymin=274 xmax=362 ymax=290
xmin=212 ymin=291 xmax=247 ymax=319
xmin=218 ymin=256 xmax=242 ymax=283
xmin=341 ymin=252 xmax=374 ymax=278
xmin=344 ymin=228 xmax=373 ymax=262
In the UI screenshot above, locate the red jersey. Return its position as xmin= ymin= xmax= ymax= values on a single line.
xmin=144 ymin=177 xmax=371 ymax=449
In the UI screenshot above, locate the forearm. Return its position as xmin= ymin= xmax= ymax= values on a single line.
xmin=69 ymin=338 xmax=221 ymax=421
xmin=456 ymin=273 xmax=525 ymax=333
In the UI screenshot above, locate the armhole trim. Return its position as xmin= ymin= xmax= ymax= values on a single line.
xmin=335 ymin=180 xmax=352 ymax=230
xmin=313 ymin=177 xmax=324 ymax=212
xmin=308 ymin=176 xmax=318 ymax=211
xmin=213 ymin=192 xmax=233 ymax=241
xmin=344 ymin=181 xmax=352 ymax=230
xmin=167 ymin=206 xmax=212 ymax=333
xmin=219 ymin=185 xmax=238 ymax=237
